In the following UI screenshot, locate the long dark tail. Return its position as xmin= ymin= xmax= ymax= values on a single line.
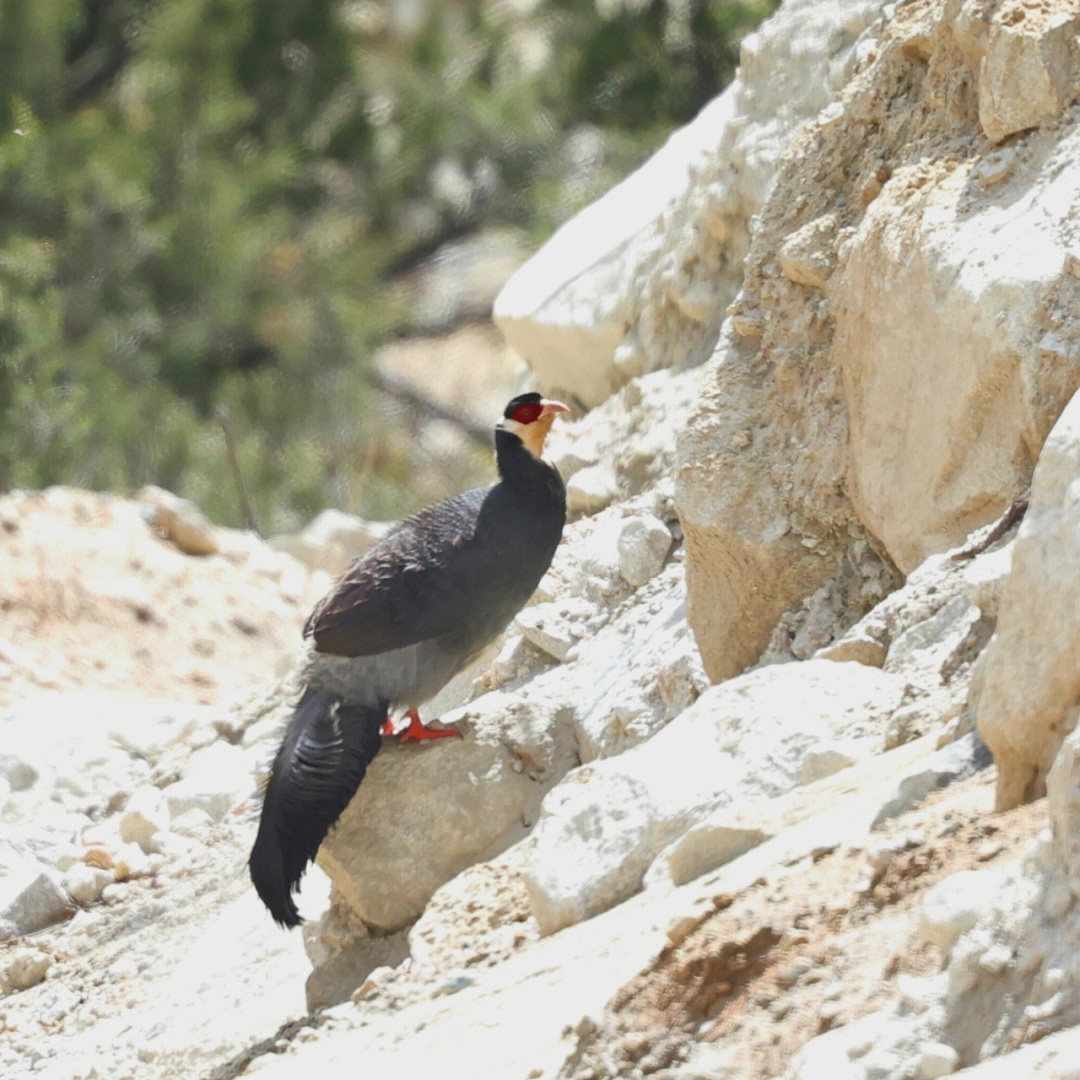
xmin=249 ymin=686 xmax=385 ymax=927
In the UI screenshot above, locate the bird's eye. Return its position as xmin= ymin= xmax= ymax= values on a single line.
xmin=510 ymin=403 xmax=543 ymax=425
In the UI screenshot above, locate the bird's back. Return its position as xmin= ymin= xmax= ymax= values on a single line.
xmin=306 ymin=470 xmax=564 ymax=664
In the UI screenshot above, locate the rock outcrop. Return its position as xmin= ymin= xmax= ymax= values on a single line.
xmin=494 ymin=0 xmax=888 ymax=408
xmin=975 ymin=390 xmax=1080 ymax=809
xmin=675 ymin=0 xmax=1080 ymax=680
xmin=522 ymin=660 xmax=907 ymax=934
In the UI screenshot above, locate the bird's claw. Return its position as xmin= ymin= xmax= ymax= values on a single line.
xmin=384 ymin=708 xmax=462 ymax=743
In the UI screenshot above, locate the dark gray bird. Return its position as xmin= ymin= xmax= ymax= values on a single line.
xmin=250 ymin=393 xmax=569 ymax=925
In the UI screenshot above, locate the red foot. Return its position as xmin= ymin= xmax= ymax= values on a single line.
xmin=397 ymin=707 xmax=462 ymax=744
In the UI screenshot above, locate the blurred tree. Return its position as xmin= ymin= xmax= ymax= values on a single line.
xmin=0 ymin=0 xmax=775 ymax=531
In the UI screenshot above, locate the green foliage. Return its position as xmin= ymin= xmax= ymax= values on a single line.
xmin=547 ymin=0 xmax=777 ymax=131
xmin=0 ymin=0 xmax=775 ymax=531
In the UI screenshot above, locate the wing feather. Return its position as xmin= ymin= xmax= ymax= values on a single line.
xmin=303 ymin=489 xmax=491 ymax=657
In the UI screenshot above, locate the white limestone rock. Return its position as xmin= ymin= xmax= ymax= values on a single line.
xmin=565 ymin=461 xmax=617 ymax=517
xmin=930 ymin=1024 xmax=1080 ymax=1078
xmin=545 ymin=368 xmax=701 ymax=516
xmin=677 ymin=7 xmax=1080 ymax=683
xmin=800 ymin=744 xmax=859 ymax=784
xmin=918 ymin=869 xmax=1003 ymax=954
xmin=976 ymin=390 xmax=1080 ymax=808
xmin=515 ymin=599 xmax=591 ymax=663
xmin=494 ymin=0 xmax=887 ymax=408
xmin=63 ymin=863 xmax=113 ymax=907
xmin=778 ymin=212 xmax=840 ymax=289
xmin=0 ymin=850 xmax=73 ymax=934
xmin=523 ymin=660 xmax=906 ymax=933
xmin=170 ymin=807 xmax=215 ymax=837
xmin=269 ymin=509 xmax=387 ymax=577
xmin=112 ymin=843 xmax=151 ymax=882
xmin=616 ymin=514 xmax=672 ymax=588
xmin=871 ymin=734 xmax=992 ymax=829
xmin=138 ymin=484 xmax=219 ymax=556
xmin=1 ymin=948 xmax=54 ymax=994
xmin=915 ymin=1042 xmax=959 ymax=1080
xmin=976 ymin=6 xmax=1080 ymax=143
xmin=0 ymin=754 xmax=38 ymax=793
xmin=837 ymin=117 xmax=1080 ymax=574
xmin=565 ymin=565 xmax=703 ymax=759
xmin=961 ymin=540 xmax=1014 ymax=622
xmin=647 ymin=814 xmax=774 ymax=889
xmin=318 ymin=691 xmax=579 ymax=931
xmin=119 ymin=785 xmax=171 ymax=854
xmin=483 ymin=632 xmax=546 ymax=690
xmin=784 ymin=999 xmax=947 ymax=1080
xmin=1048 ymin=725 xmax=1080 ymax=901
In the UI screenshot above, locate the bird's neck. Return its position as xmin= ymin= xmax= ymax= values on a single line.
xmin=494 ymin=428 xmax=556 ymax=492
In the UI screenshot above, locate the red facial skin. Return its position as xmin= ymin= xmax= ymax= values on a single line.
xmin=510 ymin=399 xmax=570 ymax=425
xmin=511 ymin=402 xmax=544 ymax=424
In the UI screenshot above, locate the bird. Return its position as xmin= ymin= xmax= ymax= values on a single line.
xmin=249 ymin=392 xmax=569 ymax=926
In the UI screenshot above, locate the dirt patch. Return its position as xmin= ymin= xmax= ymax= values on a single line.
xmin=0 ymin=488 xmax=324 ymax=710
xmin=560 ymin=771 xmax=1049 ymax=1079
xmin=410 ymin=861 xmax=540 ymax=978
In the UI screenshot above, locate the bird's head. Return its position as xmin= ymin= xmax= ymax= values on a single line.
xmin=497 ymin=392 xmax=570 ymax=459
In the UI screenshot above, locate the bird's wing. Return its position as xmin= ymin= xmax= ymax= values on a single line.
xmin=303 ymin=489 xmax=493 ymax=657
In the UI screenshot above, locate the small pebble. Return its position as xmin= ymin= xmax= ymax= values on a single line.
xmin=82 ymin=848 xmax=114 ymax=871
xmin=100 ymin=883 xmax=135 ymax=905
xmin=433 ymin=971 xmax=476 ymax=997
xmin=818 ymin=1001 xmax=841 ymax=1029
xmin=916 ymin=1042 xmax=959 ymax=1079
xmin=63 ymin=864 xmax=113 ymax=906
xmin=768 ymin=997 xmax=792 ymax=1020
xmin=619 ymin=1032 xmax=649 ymax=1060
xmin=2 ymin=950 xmax=53 ymax=992
xmin=977 ymin=943 xmax=1013 ymax=975
xmin=777 ymin=956 xmax=814 ymax=988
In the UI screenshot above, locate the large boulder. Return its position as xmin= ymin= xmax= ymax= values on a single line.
xmin=676 ymin=3 xmax=1080 ymax=682
xmin=493 ymin=0 xmax=888 ymax=408
xmin=976 ymin=389 xmax=1080 ymax=809
xmin=835 ymin=120 xmax=1080 ymax=573
xmin=521 ymin=659 xmax=907 ymax=934
xmin=974 ymin=4 xmax=1080 ymax=144
xmin=316 ymin=691 xmax=578 ymax=931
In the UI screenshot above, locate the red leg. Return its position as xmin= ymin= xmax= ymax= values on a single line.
xmin=397 ymin=707 xmax=462 ymax=743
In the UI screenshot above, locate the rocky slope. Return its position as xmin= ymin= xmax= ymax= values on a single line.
xmin=5 ymin=1 xmax=1080 ymax=1079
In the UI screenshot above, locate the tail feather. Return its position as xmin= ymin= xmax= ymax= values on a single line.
xmin=249 ymin=686 xmax=384 ymax=927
